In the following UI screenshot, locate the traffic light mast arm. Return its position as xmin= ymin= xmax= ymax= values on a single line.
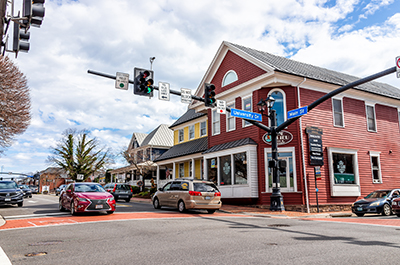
xmin=275 ymin=66 xmax=397 ymax=133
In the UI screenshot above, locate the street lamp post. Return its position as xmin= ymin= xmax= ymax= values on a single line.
xmin=257 ymin=96 xmax=285 ymax=211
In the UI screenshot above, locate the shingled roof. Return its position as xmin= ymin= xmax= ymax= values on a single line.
xmin=228 ymin=42 xmax=400 ymax=100
xmin=202 ymin=138 xmax=257 ymax=154
xmin=154 ymin=137 xmax=208 ymax=162
xmin=170 ymin=108 xmax=206 ymax=128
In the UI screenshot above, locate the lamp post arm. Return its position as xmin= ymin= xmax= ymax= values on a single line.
xmin=276 ymin=66 xmax=397 ymax=133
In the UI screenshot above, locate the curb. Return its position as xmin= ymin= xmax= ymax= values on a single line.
xmin=0 ymin=215 xmax=5 ymax=227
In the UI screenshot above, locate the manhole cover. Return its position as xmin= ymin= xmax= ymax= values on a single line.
xmin=25 ymin=252 xmax=47 ymax=257
xmin=268 ymin=224 xmax=290 ymax=227
xmin=29 ymin=241 xmax=63 ymax=246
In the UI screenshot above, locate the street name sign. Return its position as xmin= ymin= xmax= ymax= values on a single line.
xmin=288 ymin=106 xmax=308 ymax=119
xmin=230 ymin=108 xmax=262 ymax=122
xmin=181 ymin=88 xmax=192 ymax=104
xmin=115 ymin=72 xmax=129 ymax=90
xmin=158 ymin=82 xmax=170 ymax=101
xmin=396 ymin=56 xmax=400 ymax=78
xmin=217 ymin=100 xmax=226 ymax=114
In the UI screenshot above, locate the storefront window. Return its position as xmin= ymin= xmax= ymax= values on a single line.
xmin=333 ymin=153 xmax=355 ymax=184
xmin=219 ymin=155 xmax=231 ymax=185
xmin=207 ymin=158 xmax=218 ymax=184
xmin=234 ymin=152 xmax=247 ymax=184
xmin=265 ymin=149 xmax=296 ymax=192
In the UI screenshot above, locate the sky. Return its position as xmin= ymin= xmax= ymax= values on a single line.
xmin=0 ymin=0 xmax=399 ymax=176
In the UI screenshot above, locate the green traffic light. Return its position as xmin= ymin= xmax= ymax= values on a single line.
xmin=120 ymin=83 xmax=124 ymax=88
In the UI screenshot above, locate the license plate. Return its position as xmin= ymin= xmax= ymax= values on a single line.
xmin=5 ymin=198 xmax=11 ymax=201
xmin=357 ymin=207 xmax=363 ymax=211
xmin=95 ymin=204 xmax=103 ymax=209
xmin=393 ymin=202 xmax=398 ymax=206
xmin=205 ymin=196 xmax=211 ymax=200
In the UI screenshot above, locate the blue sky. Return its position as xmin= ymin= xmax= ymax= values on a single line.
xmin=1 ymin=0 xmax=399 ymax=175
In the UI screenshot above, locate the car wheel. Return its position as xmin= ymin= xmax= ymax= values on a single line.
xmin=178 ymin=200 xmax=186 ymax=213
xmin=107 ymin=211 xmax=114 ymax=214
xmin=382 ymin=204 xmax=391 ymax=216
xmin=17 ymin=202 xmax=23 ymax=207
xmin=396 ymin=213 xmax=400 ymax=217
xmin=207 ymin=210 xmax=216 ymax=214
xmin=71 ymin=202 xmax=77 ymax=216
xmin=153 ymin=198 xmax=161 ymax=209
xmin=125 ymin=198 xmax=130 ymax=202
xmin=355 ymin=213 xmax=364 ymax=217
xmin=59 ymin=200 xmax=66 ymax=212
xmin=114 ymin=196 xmax=118 ymax=202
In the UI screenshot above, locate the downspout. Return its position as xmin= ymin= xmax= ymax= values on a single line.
xmin=297 ymin=77 xmax=310 ymax=213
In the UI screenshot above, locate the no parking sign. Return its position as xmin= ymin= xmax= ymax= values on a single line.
xmin=396 ymin=56 xmax=400 ymax=78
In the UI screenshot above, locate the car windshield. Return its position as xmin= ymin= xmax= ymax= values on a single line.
xmin=193 ymin=182 xmax=219 ymax=192
xmin=365 ymin=190 xmax=391 ymax=199
xmin=19 ymin=185 xmax=29 ymax=189
xmin=74 ymin=184 xmax=106 ymax=193
xmin=0 ymin=182 xmax=18 ymax=189
xmin=117 ymin=185 xmax=131 ymax=190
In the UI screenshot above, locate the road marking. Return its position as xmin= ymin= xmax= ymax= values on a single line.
xmin=0 ymin=246 xmax=12 ymax=265
xmin=5 ymin=212 xmax=70 ymax=219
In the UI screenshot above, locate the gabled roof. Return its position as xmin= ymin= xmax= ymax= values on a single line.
xmin=170 ymin=108 xmax=206 ymax=128
xmin=154 ymin=137 xmax=208 ymax=162
xmin=227 ymin=42 xmax=400 ymax=100
xmin=141 ymin=124 xmax=173 ymax=147
xmin=203 ymin=138 xmax=257 ymax=154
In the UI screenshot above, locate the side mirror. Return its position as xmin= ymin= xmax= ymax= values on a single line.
xmin=158 ymin=188 xmax=163 ymax=191
xmin=66 ymin=189 xmax=72 ymax=193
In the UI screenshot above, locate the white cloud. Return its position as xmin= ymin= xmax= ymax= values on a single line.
xmin=0 ymin=0 xmax=398 ymax=174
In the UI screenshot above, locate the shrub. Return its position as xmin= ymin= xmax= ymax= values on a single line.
xmin=131 ymin=186 xmax=140 ymax=194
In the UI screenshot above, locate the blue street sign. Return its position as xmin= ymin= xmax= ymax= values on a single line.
xmin=287 ymin=106 xmax=308 ymax=119
xmin=230 ymin=108 xmax=262 ymax=122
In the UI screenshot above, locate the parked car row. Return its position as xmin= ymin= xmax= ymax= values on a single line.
xmin=0 ymin=180 xmax=24 ymax=207
xmin=352 ymin=189 xmax=400 ymax=217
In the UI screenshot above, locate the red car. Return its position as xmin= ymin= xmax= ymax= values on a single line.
xmin=59 ymin=182 xmax=116 ymax=215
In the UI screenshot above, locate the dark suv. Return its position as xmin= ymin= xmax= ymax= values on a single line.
xmin=104 ymin=183 xmax=133 ymax=202
xmin=0 ymin=180 xmax=24 ymax=207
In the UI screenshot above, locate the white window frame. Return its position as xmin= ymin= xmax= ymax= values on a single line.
xmin=366 ymin=103 xmax=377 ymax=132
xmin=226 ymin=102 xmax=236 ymax=132
xmin=189 ymin=125 xmax=195 ymax=140
xmin=200 ymin=121 xmax=207 ymax=137
xmin=327 ymin=147 xmax=360 ymax=197
xmin=178 ymin=129 xmax=184 ymax=143
xmin=212 ymin=109 xmax=220 ymax=135
xmin=264 ymin=146 xmax=297 ymax=192
xmin=332 ymin=97 xmax=344 ymax=128
xmin=222 ymin=70 xmax=238 ymax=87
xmin=242 ymin=95 xmax=253 ymax=128
xmin=369 ymin=151 xmax=382 ymax=184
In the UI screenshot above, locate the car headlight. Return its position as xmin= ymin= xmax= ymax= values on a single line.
xmin=370 ymin=201 xmax=381 ymax=206
xmin=107 ymin=196 xmax=115 ymax=202
xmin=76 ymin=197 xmax=89 ymax=202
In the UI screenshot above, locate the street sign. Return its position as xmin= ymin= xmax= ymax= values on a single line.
xmin=181 ymin=88 xmax=192 ymax=104
xmin=216 ymin=100 xmax=226 ymax=114
xmin=77 ymin=174 xmax=84 ymax=180
xmin=288 ymin=106 xmax=308 ymax=119
xmin=158 ymin=82 xmax=170 ymax=101
xmin=306 ymin=127 xmax=324 ymax=166
xmin=230 ymin=108 xmax=262 ymax=122
xmin=396 ymin=56 xmax=400 ymax=78
xmin=115 ymin=72 xmax=129 ymax=90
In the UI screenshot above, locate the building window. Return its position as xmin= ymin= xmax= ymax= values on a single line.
xmin=207 ymin=158 xmax=218 ymax=185
xmin=179 ymin=129 xmax=184 ymax=143
xmin=243 ymin=96 xmax=252 ymax=127
xmin=265 ymin=147 xmax=296 ymax=192
xmin=332 ymin=98 xmax=344 ymax=127
xmin=200 ymin=121 xmax=206 ymax=137
xmin=370 ymin=151 xmax=382 ymax=183
xmin=179 ymin=163 xmax=184 ymax=178
xmin=219 ymin=155 xmax=232 ymax=186
xmin=233 ymin=152 xmax=247 ymax=184
xmin=226 ymin=102 xmax=235 ymax=132
xmin=366 ymin=105 xmax=377 ymax=132
xmin=268 ymin=89 xmax=286 ymax=126
xmin=212 ymin=109 xmax=220 ymax=135
xmin=327 ymin=147 xmax=360 ymax=197
xmin=189 ymin=125 xmax=195 ymax=140
xmin=222 ymin=70 xmax=238 ymax=87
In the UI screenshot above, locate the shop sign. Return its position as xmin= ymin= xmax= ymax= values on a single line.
xmin=306 ymin=126 xmax=324 ymax=166
xmin=263 ymin=130 xmax=293 ymax=145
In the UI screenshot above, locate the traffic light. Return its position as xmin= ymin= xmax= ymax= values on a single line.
xmin=204 ymin=83 xmax=216 ymax=107
xmin=23 ymin=0 xmax=45 ymax=27
xmin=133 ymin=68 xmax=154 ymax=97
xmin=12 ymin=22 xmax=30 ymax=54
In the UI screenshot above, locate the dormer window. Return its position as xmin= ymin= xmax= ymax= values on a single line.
xmin=222 ymin=70 xmax=238 ymax=87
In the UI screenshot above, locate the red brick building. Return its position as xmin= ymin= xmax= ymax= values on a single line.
xmin=188 ymin=41 xmax=400 ymax=212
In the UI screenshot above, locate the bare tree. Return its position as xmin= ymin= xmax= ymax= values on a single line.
xmin=0 ymin=56 xmax=31 ymax=154
xmin=47 ymin=129 xmax=114 ymax=181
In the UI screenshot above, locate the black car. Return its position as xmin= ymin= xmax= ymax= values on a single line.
xmin=104 ymin=183 xmax=133 ymax=202
xmin=18 ymin=184 xmax=32 ymax=198
xmin=0 ymin=180 xmax=24 ymax=207
xmin=351 ymin=189 xmax=400 ymax=217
